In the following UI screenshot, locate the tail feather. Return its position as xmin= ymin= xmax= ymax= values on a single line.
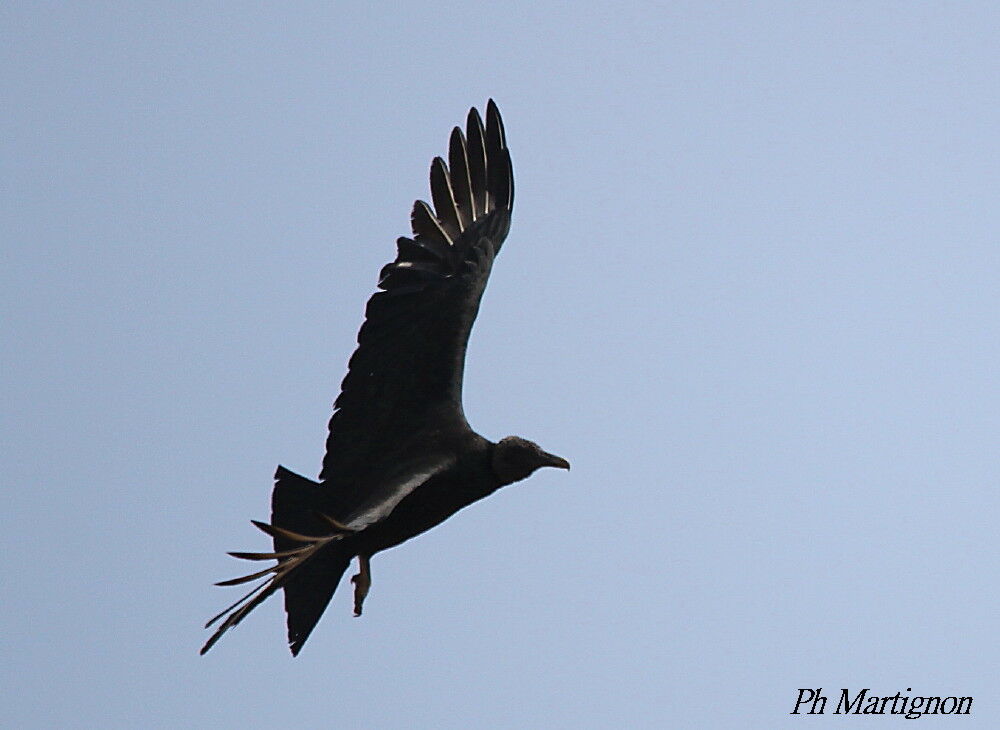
xmin=200 ymin=466 xmax=353 ymax=656
xmin=271 ymin=466 xmax=352 ymax=655
xmin=283 ymin=548 xmax=351 ymax=655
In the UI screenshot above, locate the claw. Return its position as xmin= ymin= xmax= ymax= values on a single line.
xmin=351 ymin=555 xmax=371 ymax=617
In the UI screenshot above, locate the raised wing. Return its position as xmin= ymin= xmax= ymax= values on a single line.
xmin=319 ymin=100 xmax=514 ymax=509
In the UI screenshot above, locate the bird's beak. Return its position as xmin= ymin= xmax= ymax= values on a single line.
xmin=542 ymin=452 xmax=571 ymax=470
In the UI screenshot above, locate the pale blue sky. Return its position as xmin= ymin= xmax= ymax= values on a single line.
xmin=3 ymin=2 xmax=998 ymax=728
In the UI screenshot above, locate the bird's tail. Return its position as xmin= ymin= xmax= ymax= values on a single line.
xmin=200 ymin=466 xmax=353 ymax=656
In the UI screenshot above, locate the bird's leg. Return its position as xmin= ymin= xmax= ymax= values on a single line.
xmin=351 ymin=554 xmax=371 ymax=617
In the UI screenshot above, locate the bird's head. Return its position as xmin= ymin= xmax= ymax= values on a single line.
xmin=492 ymin=436 xmax=570 ymax=485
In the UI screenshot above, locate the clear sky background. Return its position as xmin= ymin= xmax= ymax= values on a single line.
xmin=3 ymin=2 xmax=998 ymax=728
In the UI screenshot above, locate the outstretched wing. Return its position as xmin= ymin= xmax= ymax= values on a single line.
xmin=318 ymin=101 xmax=514 ymax=508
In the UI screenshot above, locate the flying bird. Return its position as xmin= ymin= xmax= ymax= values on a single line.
xmin=202 ymin=100 xmax=569 ymax=656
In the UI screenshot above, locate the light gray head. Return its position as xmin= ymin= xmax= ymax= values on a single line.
xmin=492 ymin=436 xmax=570 ymax=485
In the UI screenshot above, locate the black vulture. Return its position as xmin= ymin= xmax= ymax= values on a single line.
xmin=201 ymin=101 xmax=569 ymax=656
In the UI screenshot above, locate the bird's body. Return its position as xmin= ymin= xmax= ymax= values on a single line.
xmin=337 ymin=435 xmax=496 ymax=556
xmin=202 ymin=101 xmax=568 ymax=656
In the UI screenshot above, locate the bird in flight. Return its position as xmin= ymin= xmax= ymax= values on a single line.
xmin=201 ymin=100 xmax=570 ymax=656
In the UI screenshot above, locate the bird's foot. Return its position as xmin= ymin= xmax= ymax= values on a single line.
xmin=351 ymin=555 xmax=371 ymax=616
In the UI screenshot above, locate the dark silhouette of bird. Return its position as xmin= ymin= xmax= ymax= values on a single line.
xmin=201 ymin=100 xmax=569 ymax=656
